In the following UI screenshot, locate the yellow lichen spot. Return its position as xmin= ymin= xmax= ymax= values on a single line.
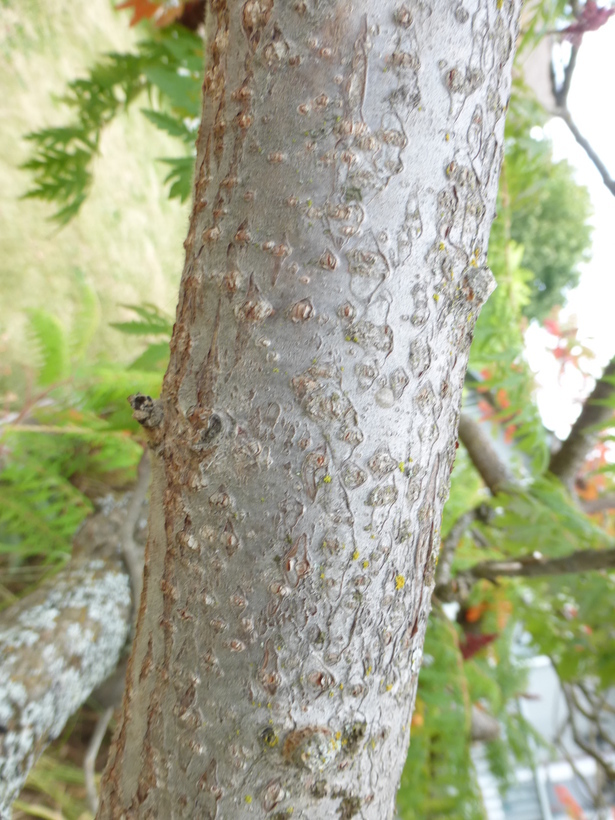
xmin=267 ymin=702 xmax=272 ymax=709
xmin=320 ymin=572 xmax=325 ymax=579
xmin=245 ymin=795 xmax=252 ymax=804
xmin=395 ymin=574 xmax=406 ymax=590
xmin=386 ymin=684 xmax=393 ymax=692
xmin=345 ymin=335 xmax=352 ymax=341
xmin=398 ymin=462 xmax=405 ymax=473
xmin=273 ymin=367 xmax=280 ymax=373
xmin=323 ymin=475 xmax=332 ymax=484
xmin=439 ymin=242 xmax=445 ymax=251
xmin=329 ymin=691 xmax=334 ymax=697
xmin=445 ymin=133 xmax=450 ymax=141
xmin=352 ymin=550 xmax=360 ymax=561
xmin=335 ymin=731 xmax=342 ymax=740
xmin=362 ymin=560 xmax=369 ymax=569
xmin=469 ymin=258 xmax=477 ymax=267
xmin=433 ymin=293 xmax=440 ymax=302
xmin=365 ymin=666 xmax=372 ymax=676
xmin=339 ymin=683 xmax=344 ymax=690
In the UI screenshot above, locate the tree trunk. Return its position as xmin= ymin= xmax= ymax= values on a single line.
xmin=99 ymin=2 xmax=520 ymax=817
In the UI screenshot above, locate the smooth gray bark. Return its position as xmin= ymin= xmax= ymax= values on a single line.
xmin=99 ymin=3 xmax=521 ymax=818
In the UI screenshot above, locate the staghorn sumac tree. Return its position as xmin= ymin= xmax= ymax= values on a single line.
xmin=93 ymin=2 xmax=522 ymax=818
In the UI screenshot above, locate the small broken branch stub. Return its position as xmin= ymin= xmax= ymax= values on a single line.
xmin=128 ymin=393 xmax=164 ymax=431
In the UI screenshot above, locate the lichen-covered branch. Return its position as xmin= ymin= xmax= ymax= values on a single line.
xmin=0 ymin=556 xmax=131 ymax=817
xmin=549 ymin=355 xmax=615 ymax=485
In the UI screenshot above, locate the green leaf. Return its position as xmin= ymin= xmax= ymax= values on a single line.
xmin=143 ymin=65 xmax=201 ymax=117
xmin=128 ymin=341 xmax=170 ymax=372
xmin=111 ymin=302 xmax=173 ymax=336
xmin=142 ymin=108 xmax=193 ymax=140
xmin=161 ymin=156 xmax=194 ymax=202
xmin=69 ymin=271 xmax=101 ymax=362
xmin=26 ymin=309 xmax=70 ymax=386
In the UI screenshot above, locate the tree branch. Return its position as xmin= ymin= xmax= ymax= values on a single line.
xmin=0 ymin=495 xmax=145 ymax=817
xmin=580 ymin=491 xmax=615 ymax=515
xmin=561 ymin=683 xmax=615 ymax=782
xmin=434 ymin=509 xmax=478 ymax=590
xmin=461 ymin=544 xmax=615 ymax=582
xmin=556 ymin=108 xmax=615 ymax=197
xmin=549 ymin=355 xmax=615 ymax=484
xmin=550 ymin=40 xmax=615 ymax=198
xmin=551 ymin=43 xmax=578 ymax=109
xmin=117 ymin=449 xmax=150 ymax=617
xmin=437 ymin=409 xmax=615 ymax=599
xmin=458 ymin=413 xmax=514 ymax=494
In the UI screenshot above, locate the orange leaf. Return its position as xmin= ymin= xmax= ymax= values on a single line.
xmin=464 ymin=603 xmax=487 ymax=624
xmin=117 ymin=0 xmax=160 ymax=25
xmin=503 ymin=423 xmax=517 ymax=444
xmin=116 ymin=0 xmax=186 ymax=27
xmin=477 ymin=400 xmax=495 ymax=422
xmin=495 ymin=388 xmax=510 ymax=409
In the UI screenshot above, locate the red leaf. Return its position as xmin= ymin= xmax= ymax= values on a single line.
xmin=460 ymin=632 xmax=498 ymax=660
xmin=559 ymin=2 xmax=615 ymax=46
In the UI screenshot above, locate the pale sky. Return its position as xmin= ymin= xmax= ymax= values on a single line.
xmin=524 ymin=22 xmax=615 ymax=440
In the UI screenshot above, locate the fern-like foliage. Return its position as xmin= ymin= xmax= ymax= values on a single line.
xmin=0 ymin=296 xmax=171 ymax=574
xmin=397 ymin=612 xmax=486 ymax=820
xmin=22 ymin=26 xmax=202 ymax=223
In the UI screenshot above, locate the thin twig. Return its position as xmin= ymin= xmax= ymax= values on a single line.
xmin=434 ymin=509 xmax=478 ymax=589
xmin=84 ymin=706 xmax=114 ymax=815
xmin=118 ymin=449 xmax=150 ymax=619
xmin=557 ymin=108 xmax=615 ymax=197
xmin=562 ymin=683 xmax=615 ymax=782
xmin=550 ymin=40 xmax=615 ymax=198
